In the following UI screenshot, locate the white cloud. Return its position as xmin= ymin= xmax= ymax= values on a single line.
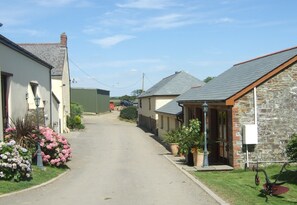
xmin=116 ymin=0 xmax=177 ymax=9
xmin=213 ymin=17 xmax=235 ymax=24
xmin=137 ymin=13 xmax=194 ymax=30
xmin=0 ymin=9 xmax=31 ymax=26
xmin=32 ymin=0 xmax=75 ymax=7
xmin=90 ymin=35 xmax=136 ymax=48
xmin=75 ymin=0 xmax=93 ymax=8
xmin=3 ymin=27 xmax=46 ymax=37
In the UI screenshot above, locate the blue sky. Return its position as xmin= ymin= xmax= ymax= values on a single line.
xmin=1 ymin=0 xmax=297 ymax=96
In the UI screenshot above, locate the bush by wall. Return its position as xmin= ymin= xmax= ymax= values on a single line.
xmin=120 ymin=106 xmax=138 ymax=121
xmin=4 ymin=118 xmax=72 ymax=169
xmin=67 ymin=103 xmax=85 ymax=129
xmin=287 ymin=133 xmax=297 ymax=162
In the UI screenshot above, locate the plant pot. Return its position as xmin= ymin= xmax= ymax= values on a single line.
xmin=191 ymin=147 xmax=204 ymax=167
xmin=186 ymin=152 xmax=194 ymax=166
xmin=170 ymin=143 xmax=179 ymax=156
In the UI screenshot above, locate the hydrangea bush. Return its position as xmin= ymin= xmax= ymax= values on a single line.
xmin=5 ymin=125 xmax=72 ymax=168
xmin=0 ymin=140 xmax=32 ymax=181
xmin=38 ymin=127 xmax=72 ymax=167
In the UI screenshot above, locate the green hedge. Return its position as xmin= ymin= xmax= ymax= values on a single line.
xmin=120 ymin=106 xmax=138 ymax=121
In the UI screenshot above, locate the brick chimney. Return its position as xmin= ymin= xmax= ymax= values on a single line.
xmin=60 ymin=32 xmax=67 ymax=47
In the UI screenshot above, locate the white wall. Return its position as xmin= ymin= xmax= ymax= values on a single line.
xmin=51 ymin=48 xmax=70 ymax=133
xmin=138 ymin=96 xmax=176 ymax=120
xmin=157 ymin=113 xmax=180 ymax=139
xmin=61 ymin=52 xmax=70 ymax=132
xmin=52 ymin=79 xmax=62 ymax=131
xmin=0 ymin=43 xmax=51 ymax=129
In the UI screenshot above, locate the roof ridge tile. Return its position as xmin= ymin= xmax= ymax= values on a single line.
xmin=234 ymin=46 xmax=297 ymax=66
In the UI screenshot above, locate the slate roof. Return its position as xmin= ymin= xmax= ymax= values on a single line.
xmin=178 ymin=46 xmax=297 ymax=103
xmin=19 ymin=43 xmax=66 ymax=76
xmin=138 ymin=71 xmax=205 ymax=98
xmin=155 ymin=95 xmax=183 ymax=115
xmin=0 ymin=35 xmax=53 ymax=69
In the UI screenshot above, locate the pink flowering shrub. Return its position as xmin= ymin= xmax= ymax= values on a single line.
xmin=38 ymin=127 xmax=72 ymax=167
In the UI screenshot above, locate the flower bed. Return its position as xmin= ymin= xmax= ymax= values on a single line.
xmin=38 ymin=127 xmax=72 ymax=167
xmin=0 ymin=140 xmax=32 ymax=181
xmin=4 ymin=125 xmax=72 ymax=168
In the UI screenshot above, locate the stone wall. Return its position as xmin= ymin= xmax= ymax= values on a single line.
xmin=233 ymin=62 xmax=297 ymax=168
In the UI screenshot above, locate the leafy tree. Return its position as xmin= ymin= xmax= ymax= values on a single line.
xmin=204 ymin=76 xmax=215 ymax=83
xmin=131 ymin=89 xmax=143 ymax=97
xmin=119 ymin=95 xmax=135 ymax=102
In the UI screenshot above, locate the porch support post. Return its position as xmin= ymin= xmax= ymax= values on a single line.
xmin=202 ymin=102 xmax=209 ymax=167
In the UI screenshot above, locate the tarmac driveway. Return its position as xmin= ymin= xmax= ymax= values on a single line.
xmin=0 ymin=112 xmax=218 ymax=205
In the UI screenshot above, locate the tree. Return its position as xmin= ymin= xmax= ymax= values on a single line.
xmin=131 ymin=89 xmax=143 ymax=97
xmin=119 ymin=95 xmax=135 ymax=102
xmin=204 ymin=76 xmax=215 ymax=83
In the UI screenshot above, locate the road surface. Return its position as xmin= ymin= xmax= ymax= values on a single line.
xmin=0 ymin=112 xmax=218 ymax=205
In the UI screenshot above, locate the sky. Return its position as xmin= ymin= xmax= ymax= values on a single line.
xmin=1 ymin=0 xmax=297 ymax=97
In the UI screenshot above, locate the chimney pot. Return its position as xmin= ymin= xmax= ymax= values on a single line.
xmin=60 ymin=32 xmax=67 ymax=47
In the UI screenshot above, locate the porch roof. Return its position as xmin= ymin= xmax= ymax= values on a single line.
xmin=178 ymin=46 xmax=297 ymax=105
xmin=155 ymin=96 xmax=182 ymax=115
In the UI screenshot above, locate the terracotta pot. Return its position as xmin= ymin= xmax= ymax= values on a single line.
xmin=170 ymin=143 xmax=179 ymax=156
xmin=191 ymin=147 xmax=204 ymax=167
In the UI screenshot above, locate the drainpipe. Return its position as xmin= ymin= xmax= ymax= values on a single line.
xmin=254 ymin=87 xmax=257 ymax=125
xmin=246 ymin=87 xmax=258 ymax=168
xmin=177 ymin=102 xmax=184 ymax=125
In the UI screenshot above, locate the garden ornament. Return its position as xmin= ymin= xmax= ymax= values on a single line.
xmin=253 ymin=162 xmax=289 ymax=202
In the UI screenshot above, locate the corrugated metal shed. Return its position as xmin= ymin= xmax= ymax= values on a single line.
xmin=71 ymin=88 xmax=110 ymax=114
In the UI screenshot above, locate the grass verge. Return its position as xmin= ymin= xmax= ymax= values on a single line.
xmin=0 ymin=165 xmax=68 ymax=195
xmin=119 ymin=117 xmax=137 ymax=123
xmin=193 ymin=165 xmax=297 ymax=205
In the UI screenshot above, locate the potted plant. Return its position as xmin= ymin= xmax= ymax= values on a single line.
xmin=178 ymin=119 xmax=203 ymax=166
xmin=163 ymin=129 xmax=181 ymax=156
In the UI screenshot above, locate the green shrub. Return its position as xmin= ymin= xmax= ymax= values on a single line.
xmin=70 ymin=103 xmax=83 ymax=117
xmin=74 ymin=116 xmax=81 ymax=124
xmin=286 ymin=133 xmax=297 ymax=162
xmin=120 ymin=106 xmax=138 ymax=121
xmin=4 ymin=115 xmax=36 ymax=152
xmin=67 ymin=115 xmax=85 ymax=130
xmin=172 ymin=119 xmax=202 ymax=155
xmin=163 ymin=128 xmax=182 ymax=144
xmin=67 ymin=103 xmax=85 ymax=130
